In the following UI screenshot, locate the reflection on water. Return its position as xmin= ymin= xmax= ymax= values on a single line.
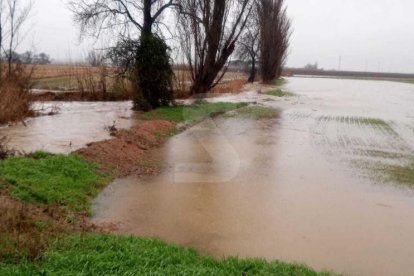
xmin=94 ymin=78 xmax=414 ymax=276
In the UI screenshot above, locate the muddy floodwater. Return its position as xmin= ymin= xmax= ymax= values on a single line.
xmin=0 ymin=101 xmax=135 ymax=153
xmin=93 ymin=78 xmax=414 ymax=276
xmin=2 ymin=77 xmax=414 ymax=275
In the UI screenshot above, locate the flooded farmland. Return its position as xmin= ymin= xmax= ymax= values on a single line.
xmin=3 ymin=77 xmax=414 ymax=275
xmin=93 ymin=77 xmax=414 ymax=276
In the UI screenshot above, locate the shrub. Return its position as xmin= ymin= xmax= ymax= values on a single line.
xmin=134 ymin=34 xmax=174 ymax=110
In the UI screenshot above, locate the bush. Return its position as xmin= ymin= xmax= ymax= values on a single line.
xmin=134 ymin=34 xmax=174 ymax=110
xmin=109 ymin=34 xmax=174 ymax=110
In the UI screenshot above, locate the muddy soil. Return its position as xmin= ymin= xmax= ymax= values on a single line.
xmin=93 ymin=77 xmax=414 ymax=276
xmin=77 ymin=120 xmax=175 ymax=177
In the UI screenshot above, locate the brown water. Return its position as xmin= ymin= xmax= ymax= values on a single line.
xmin=93 ymin=78 xmax=414 ymax=276
xmin=0 ymin=101 xmax=135 ymax=153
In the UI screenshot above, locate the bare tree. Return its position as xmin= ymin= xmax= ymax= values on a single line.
xmin=69 ymin=0 xmax=179 ymax=37
xmin=87 ymin=50 xmax=105 ymax=67
xmin=258 ymin=0 xmax=291 ymax=83
xmin=4 ymin=0 xmax=32 ymax=77
xmin=177 ymin=0 xmax=254 ymax=95
xmin=0 ymin=0 xmax=4 ymax=76
xmin=237 ymin=8 xmax=260 ymax=83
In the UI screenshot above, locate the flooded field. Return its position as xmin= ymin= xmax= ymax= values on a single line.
xmin=0 ymin=101 xmax=135 ymax=153
xmin=2 ymin=77 xmax=414 ymax=275
xmin=93 ymin=78 xmax=414 ymax=276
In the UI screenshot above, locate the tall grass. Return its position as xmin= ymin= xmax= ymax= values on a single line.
xmin=0 ymin=63 xmax=33 ymax=124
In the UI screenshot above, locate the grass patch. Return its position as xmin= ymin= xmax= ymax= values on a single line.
xmin=142 ymin=101 xmax=248 ymax=123
xmin=0 ymin=152 xmax=105 ymax=212
xmin=272 ymin=78 xmax=287 ymax=86
xmin=377 ymin=161 xmax=414 ymax=186
xmin=266 ymin=88 xmax=294 ymax=97
xmin=228 ymin=106 xmax=280 ymax=120
xmin=0 ymin=234 xmax=333 ymax=275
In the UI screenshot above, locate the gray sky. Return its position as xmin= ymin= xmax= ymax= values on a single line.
xmin=21 ymin=0 xmax=414 ymax=73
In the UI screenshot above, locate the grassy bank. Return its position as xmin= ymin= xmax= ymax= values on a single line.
xmin=265 ymin=78 xmax=294 ymax=98
xmin=273 ymin=78 xmax=288 ymax=86
xmin=266 ymin=88 xmax=294 ymax=97
xmin=226 ymin=105 xmax=281 ymax=120
xmin=0 ymin=152 xmax=105 ymax=213
xmin=1 ymin=234 xmax=332 ymax=276
xmin=142 ymin=101 xmax=248 ymax=123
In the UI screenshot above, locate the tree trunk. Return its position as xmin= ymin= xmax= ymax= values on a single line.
xmin=143 ymin=0 xmax=152 ymax=35
xmin=0 ymin=24 xmax=2 ymax=77
xmin=248 ymin=57 xmax=256 ymax=83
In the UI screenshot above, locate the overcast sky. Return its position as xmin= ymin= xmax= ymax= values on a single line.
xmin=21 ymin=0 xmax=414 ymax=73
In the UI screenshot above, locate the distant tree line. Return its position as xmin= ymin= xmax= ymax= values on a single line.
xmin=6 ymin=51 xmax=52 ymax=65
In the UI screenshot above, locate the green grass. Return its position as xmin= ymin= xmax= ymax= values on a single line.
xmin=142 ymin=101 xmax=248 ymax=123
xmin=266 ymin=88 xmax=294 ymax=97
xmin=377 ymin=161 xmax=414 ymax=186
xmin=273 ymin=78 xmax=288 ymax=86
xmin=228 ymin=106 xmax=280 ymax=120
xmin=0 ymin=152 xmax=105 ymax=212
xmin=0 ymin=234 xmax=333 ymax=275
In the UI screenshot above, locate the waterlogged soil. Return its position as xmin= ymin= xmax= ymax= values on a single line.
xmin=93 ymin=78 xmax=414 ymax=276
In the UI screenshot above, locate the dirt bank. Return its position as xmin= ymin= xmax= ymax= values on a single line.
xmin=76 ymin=120 xmax=175 ymax=177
